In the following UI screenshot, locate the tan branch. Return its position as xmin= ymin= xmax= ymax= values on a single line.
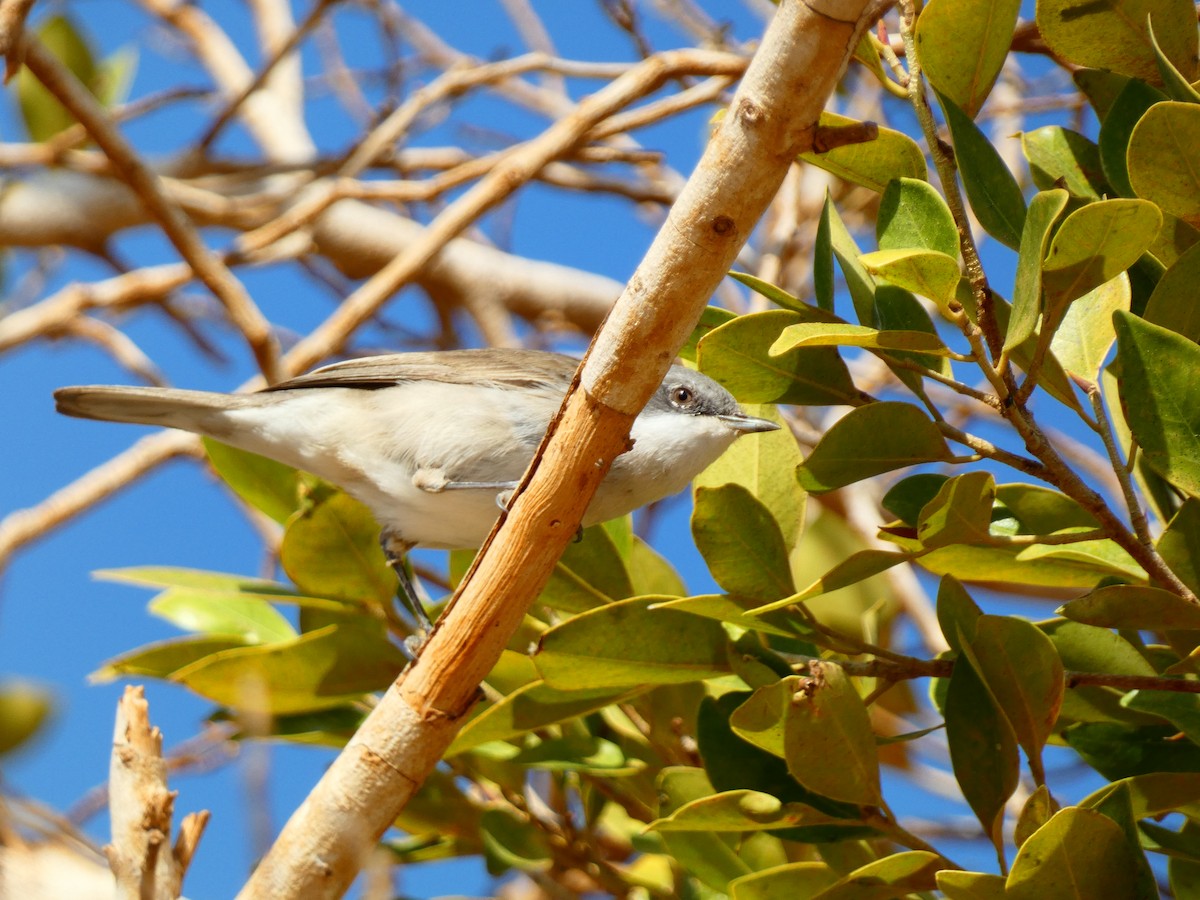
xmin=0 ymin=0 xmax=34 ymax=68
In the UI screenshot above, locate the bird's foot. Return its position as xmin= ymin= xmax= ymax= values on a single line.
xmin=379 ymin=531 xmax=435 ymax=640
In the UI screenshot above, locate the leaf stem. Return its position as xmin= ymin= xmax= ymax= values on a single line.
xmin=898 ymin=0 xmax=1007 ymax=371
xmin=1085 ymin=381 xmax=1195 ymax=601
xmin=862 ymin=807 xmax=962 ymax=869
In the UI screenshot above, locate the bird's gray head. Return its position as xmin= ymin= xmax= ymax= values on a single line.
xmin=598 ymin=365 xmax=779 ymax=516
xmin=645 ymin=365 xmax=780 ymax=436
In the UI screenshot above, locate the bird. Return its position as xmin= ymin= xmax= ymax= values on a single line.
xmin=55 ymin=348 xmax=779 ymax=632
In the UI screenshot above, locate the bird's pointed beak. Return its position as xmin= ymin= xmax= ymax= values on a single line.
xmin=717 ymin=413 xmax=781 ymax=434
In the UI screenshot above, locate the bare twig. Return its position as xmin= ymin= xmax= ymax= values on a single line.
xmin=17 ymin=37 xmax=284 ymax=383
xmin=105 ymin=686 xmax=209 ymax=900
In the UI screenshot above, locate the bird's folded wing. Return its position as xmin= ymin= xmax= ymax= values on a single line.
xmin=263 ymin=348 xmax=579 ymax=392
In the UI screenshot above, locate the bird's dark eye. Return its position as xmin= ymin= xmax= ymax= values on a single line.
xmin=671 ymin=386 xmax=695 ymax=407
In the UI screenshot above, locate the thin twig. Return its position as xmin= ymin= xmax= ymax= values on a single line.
xmin=17 ymin=37 xmax=283 ymax=383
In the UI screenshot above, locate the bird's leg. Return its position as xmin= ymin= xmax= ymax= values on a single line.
xmin=380 ymin=531 xmax=434 ymax=651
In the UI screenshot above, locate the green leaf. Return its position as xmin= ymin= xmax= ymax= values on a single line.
xmin=1006 ymin=807 xmax=1141 ymax=898
xmin=171 ymin=621 xmax=406 ymax=714
xmin=480 ymin=808 xmax=552 ymax=873
xmin=1022 ymin=128 xmax=1109 ymax=200
xmin=1159 ymin=499 xmax=1200 ymax=594
xmin=1036 ymin=0 xmax=1199 ymax=85
xmin=730 ymin=864 xmax=840 ymax=900
xmin=1081 ymin=771 xmax=1200 ymax=819
xmin=649 ymin=789 xmax=854 ymax=832
xmin=730 ymin=672 xmax=882 ymax=809
xmin=93 ymin=635 xmax=251 ymax=682
xmin=95 ymin=45 xmax=138 ymax=108
xmin=1008 ymin=190 xmax=1071 ymax=352
xmin=960 ymin=282 xmax=1084 ymax=412
xmin=656 ymin=767 xmax=753 ymax=891
xmin=534 ymin=596 xmax=730 ymax=690
xmin=918 ymin=543 xmax=1134 ymax=590
xmin=147 ymin=587 xmax=296 ymax=643
xmin=748 ymin=548 xmax=916 ymax=617
xmin=796 ymin=402 xmax=952 ymax=493
xmin=916 ymin=0 xmax=1020 ymax=117
xmin=96 ymin=568 xmax=350 ymax=621
xmin=698 ymin=310 xmax=859 ymax=405
xmin=280 ymin=489 xmax=395 ymax=607
xmin=826 ymin=195 xmax=880 ymax=323
xmin=680 ymin=305 xmax=738 ymax=363
xmin=203 ymin=439 xmax=301 ymax=524
xmin=782 ymin=664 xmax=882 ymax=808
xmin=873 ymin=284 xmax=954 ymax=381
xmin=1015 ymin=785 xmax=1059 ymax=849
xmin=936 ymin=574 xmax=983 ymax=653
xmin=1124 ymin=690 xmax=1200 ymax=746
xmin=1061 ymin=584 xmax=1200 ymax=630
xmin=799 ymin=112 xmax=926 ymax=193
xmin=1148 ymin=15 xmax=1200 ymax=102
xmin=814 ymin=198 xmax=835 ymax=311
xmin=858 ymin=248 xmax=961 ymax=310
xmin=17 ymin=15 xmax=99 ymax=141
xmin=1050 ymin=273 xmax=1132 ymax=379
xmin=697 ymin=694 xmax=864 ymax=838
xmin=769 ymin=322 xmax=953 ymax=357
xmin=877 ymin=177 xmax=960 ymax=257
xmin=937 ymin=870 xmax=1008 ymax=900
xmin=96 ymin=566 xmax=289 ymax=593
xmin=655 ymin=594 xmax=808 ymax=639
xmin=507 ymin=735 xmax=637 ymax=774
xmin=1172 ymin=822 xmax=1200 ymax=896
xmin=692 ymin=484 xmax=794 ymax=602
xmin=695 ymin=405 xmax=806 ymax=549
xmin=1042 ymin=200 xmax=1162 ymax=313
xmin=1114 ymin=310 xmax=1200 ymax=495
xmin=1128 ymin=102 xmax=1200 ymax=227
xmin=1099 ymin=79 xmax=1168 ymax=198
xmin=1075 ymin=68 xmax=1133 ymax=121
xmin=916 ymin=471 xmax=995 ymax=549
xmin=626 ymin=536 xmax=687 ymax=598
xmin=1145 ymin=242 xmax=1200 ymax=343
xmin=728 ymin=271 xmax=823 ymax=316
xmin=882 ymin=473 xmax=950 ymax=526
xmin=728 ymin=678 xmax=791 ymax=758
xmin=937 ymin=90 xmax=1027 ymax=249
xmin=969 ymin=615 xmax=1065 ymax=783
xmin=946 ymin=630 xmax=1020 ymax=854
xmin=448 ymin=681 xmax=640 ymax=754
xmin=1043 ymin=619 xmax=1156 ymax=676
xmin=540 ymin=525 xmax=633 ymax=612
xmin=811 ymin=851 xmax=940 ymax=900
xmin=0 ymin=681 xmax=53 ymax=756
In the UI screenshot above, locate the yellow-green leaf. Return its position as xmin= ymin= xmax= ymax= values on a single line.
xmin=797 ymin=402 xmax=953 ymax=493
xmin=1036 ymin=0 xmax=1199 ymax=85
xmin=1007 ymin=807 xmax=1141 ymax=899
xmin=859 ymin=248 xmax=961 ymax=311
xmin=916 ymin=0 xmax=1021 ymax=117
xmin=1128 ymin=102 xmax=1200 ymax=227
